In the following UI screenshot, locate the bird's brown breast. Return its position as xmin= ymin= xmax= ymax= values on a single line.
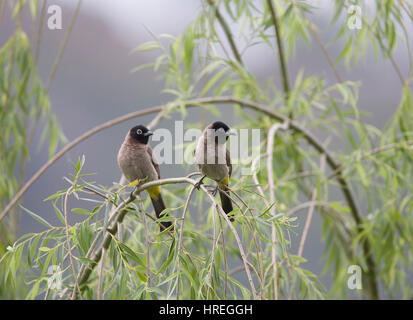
xmin=117 ymin=142 xmax=158 ymax=183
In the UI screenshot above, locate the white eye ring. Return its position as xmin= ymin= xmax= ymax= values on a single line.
xmin=137 ymin=129 xmax=142 ymax=135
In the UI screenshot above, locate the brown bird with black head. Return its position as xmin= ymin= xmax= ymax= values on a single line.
xmin=194 ymin=121 xmax=236 ymax=221
xmin=117 ymin=125 xmax=172 ymax=231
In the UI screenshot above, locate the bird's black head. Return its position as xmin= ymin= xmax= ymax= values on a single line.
xmin=129 ymin=125 xmax=153 ymax=144
xmin=211 ymin=121 xmax=232 ymax=143
xmin=211 ymin=121 xmax=230 ymax=132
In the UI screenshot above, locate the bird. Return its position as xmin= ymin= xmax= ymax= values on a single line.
xmin=117 ymin=124 xmax=172 ymax=231
xmin=194 ymin=121 xmax=236 ymax=221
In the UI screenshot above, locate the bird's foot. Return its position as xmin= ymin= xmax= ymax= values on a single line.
xmin=194 ymin=175 xmax=206 ymax=190
xmin=129 ymin=189 xmax=136 ymax=199
xmin=210 ymin=185 xmax=219 ymax=197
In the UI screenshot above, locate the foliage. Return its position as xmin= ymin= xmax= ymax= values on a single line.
xmin=0 ymin=0 xmax=65 ymax=241
xmin=1 ymin=0 xmax=413 ymax=300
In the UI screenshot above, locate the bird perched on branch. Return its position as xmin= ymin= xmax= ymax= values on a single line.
xmin=195 ymin=121 xmax=236 ymax=221
xmin=117 ymin=125 xmax=172 ymax=231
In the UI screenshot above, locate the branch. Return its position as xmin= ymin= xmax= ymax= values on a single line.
xmin=266 ymin=122 xmax=288 ymax=299
xmin=175 ymin=185 xmax=196 ymax=299
xmin=297 ymin=154 xmax=325 ymax=257
xmin=266 ymin=0 xmax=290 ymax=106
xmin=45 ymin=0 xmax=82 ymax=91
xmin=207 ymin=0 xmax=243 ymax=64
xmin=0 ymin=0 xmax=6 ymax=28
xmin=251 ymin=153 xmax=269 ymax=206
xmin=34 ymin=0 xmax=48 ymax=63
xmin=63 ymin=186 xmax=81 ymax=299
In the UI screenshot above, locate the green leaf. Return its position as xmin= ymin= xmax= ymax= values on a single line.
xmin=71 ymin=208 xmax=90 ymax=215
xmin=157 ymin=238 xmax=176 ymax=274
xmin=20 ymin=205 xmax=53 ymax=228
xmin=201 ymin=67 xmax=229 ymax=96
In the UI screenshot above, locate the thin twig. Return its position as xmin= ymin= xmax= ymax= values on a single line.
xmin=221 ymin=186 xmax=265 ymax=294
xmin=96 ymin=247 xmax=105 ymax=299
xmin=0 ymin=0 xmax=6 ymax=28
xmin=217 ymin=213 xmax=228 ymax=298
xmin=140 ymin=195 xmax=152 ymax=288
xmin=175 ymin=185 xmax=196 ymax=299
xmin=251 ymin=153 xmax=269 ymax=205
xmin=266 ymin=122 xmax=288 ymax=299
xmin=287 ymin=200 xmax=331 ymax=217
xmin=63 ymin=186 xmax=81 ymax=299
xmin=34 ymin=0 xmax=48 ymax=63
xmin=207 ymin=0 xmax=243 ymax=64
xmin=297 ymin=192 xmax=315 ymax=258
xmin=207 ymin=206 xmax=218 ymax=299
xmin=45 ymin=0 xmax=82 ymax=91
xmin=307 ymin=19 xmax=343 ymax=83
xmin=297 ymin=154 xmax=325 ymax=257
xmin=266 ymin=0 xmax=290 ymax=106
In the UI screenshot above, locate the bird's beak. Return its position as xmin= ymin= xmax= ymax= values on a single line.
xmin=226 ymin=130 xmax=237 ymax=136
xmin=144 ymin=131 xmax=154 ymax=137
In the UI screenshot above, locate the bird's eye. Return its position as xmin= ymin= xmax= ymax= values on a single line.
xmin=137 ymin=129 xmax=142 ymax=135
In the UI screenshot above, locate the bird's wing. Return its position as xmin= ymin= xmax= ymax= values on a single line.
xmin=226 ymin=147 xmax=232 ymax=177
xmin=146 ymin=146 xmax=160 ymax=179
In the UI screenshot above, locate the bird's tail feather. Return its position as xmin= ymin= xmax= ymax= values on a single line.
xmin=150 ymin=193 xmax=173 ymax=232
xmin=219 ymin=184 xmax=234 ymax=221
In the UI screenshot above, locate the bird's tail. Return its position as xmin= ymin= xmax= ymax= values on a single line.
xmin=219 ymin=180 xmax=234 ymax=222
xmin=147 ymin=186 xmax=173 ymax=232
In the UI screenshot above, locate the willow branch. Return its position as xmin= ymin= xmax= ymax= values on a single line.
xmin=266 ymin=122 xmax=288 ymax=299
xmin=63 ymin=186 xmax=81 ymax=299
xmin=297 ymin=154 xmax=325 ymax=257
xmin=175 ymin=185 xmax=196 ymax=299
xmin=251 ymin=153 xmax=269 ymax=205
xmin=266 ymin=0 xmax=290 ymax=105
xmin=306 ymin=18 xmax=343 ymax=83
xmin=45 ymin=0 xmax=82 ymax=91
xmin=207 ymin=0 xmax=243 ymax=64
xmin=34 ymin=0 xmax=48 ymax=63
xmin=0 ymin=0 xmax=6 ymax=28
